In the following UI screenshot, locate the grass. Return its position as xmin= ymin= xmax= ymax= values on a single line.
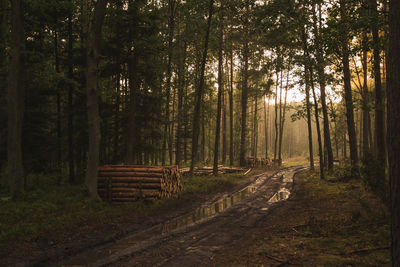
xmin=0 ymin=170 xmax=249 ymax=248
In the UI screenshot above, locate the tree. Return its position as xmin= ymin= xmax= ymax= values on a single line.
xmin=339 ymin=0 xmax=358 ymax=176
xmin=387 ymin=0 xmax=400 ymax=263
xmin=7 ymin=0 xmax=24 ymax=198
xmin=213 ymin=0 xmax=224 ymax=175
xmin=312 ymin=2 xmax=334 ymax=171
xmin=239 ymin=1 xmax=250 ymax=167
xmin=190 ymin=0 xmax=214 ymax=174
xmin=85 ymin=0 xmax=107 ymax=198
xmin=369 ymin=0 xmax=386 ymax=165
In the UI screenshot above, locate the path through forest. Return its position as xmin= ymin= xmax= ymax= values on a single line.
xmin=52 ymin=167 xmax=304 ymax=266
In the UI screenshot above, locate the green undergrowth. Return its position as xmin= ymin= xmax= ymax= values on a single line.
xmin=0 ymin=170 xmax=250 ymax=247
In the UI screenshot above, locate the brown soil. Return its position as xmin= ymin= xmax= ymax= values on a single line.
xmin=1 ymin=167 xmax=390 ymax=266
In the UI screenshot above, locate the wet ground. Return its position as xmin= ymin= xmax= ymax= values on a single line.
xmin=54 ymin=166 xmax=304 ymax=266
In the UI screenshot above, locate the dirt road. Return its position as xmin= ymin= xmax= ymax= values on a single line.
xmin=55 ymin=166 xmax=305 ymax=266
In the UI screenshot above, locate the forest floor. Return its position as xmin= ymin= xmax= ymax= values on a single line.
xmin=0 ymin=160 xmax=391 ymax=266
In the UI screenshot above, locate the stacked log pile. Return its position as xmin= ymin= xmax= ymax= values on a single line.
xmin=180 ymin=166 xmax=247 ymax=176
xmin=97 ymin=165 xmax=182 ymax=202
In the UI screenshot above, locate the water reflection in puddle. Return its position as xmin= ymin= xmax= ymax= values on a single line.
xmin=162 ymin=185 xmax=257 ymax=233
xmin=268 ymin=188 xmax=290 ymax=203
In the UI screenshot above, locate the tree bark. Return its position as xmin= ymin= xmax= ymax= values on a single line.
xmin=388 ymin=0 xmax=400 ymax=263
xmin=273 ymin=68 xmax=279 ymax=163
xmin=304 ymin=61 xmax=314 ymax=170
xmin=369 ymin=0 xmax=386 ymax=165
xmin=340 ymin=0 xmax=358 ymax=175
xmin=312 ymin=3 xmax=334 ymax=171
xmin=67 ymin=1 xmax=75 ymax=183
xmin=7 ymin=0 xmax=24 ymax=198
xmin=190 ymin=0 xmax=214 ymax=174
xmin=85 ymin=0 xmax=107 ymax=198
xmin=239 ymin=6 xmax=249 ymax=167
xmin=278 ymin=70 xmax=288 ymax=166
xmin=361 ymin=32 xmax=371 ymax=155
xmin=253 ymin=96 xmax=258 ymax=159
xmin=264 ymin=97 xmax=269 ymax=160
xmin=229 ymin=34 xmax=234 ymax=166
xmin=176 ymin=12 xmax=186 ymax=166
xmin=213 ymin=2 xmax=223 ymax=175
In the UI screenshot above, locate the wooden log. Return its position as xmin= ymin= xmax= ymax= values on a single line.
xmin=111 ymin=197 xmax=158 ymax=202
xmin=98 ymin=182 xmax=162 ymax=189
xmin=99 ymin=187 xmax=162 ymax=194
xmin=111 ymin=191 xmax=160 ymax=198
xmin=98 ymin=177 xmax=161 ymax=183
xmin=98 ymin=172 xmax=163 ymax=178
xmin=98 ymin=167 xmax=165 ymax=173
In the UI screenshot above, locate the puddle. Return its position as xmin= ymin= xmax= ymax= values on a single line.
xmin=60 ymin=169 xmax=301 ymax=266
xmin=268 ymin=188 xmax=290 ymax=203
xmin=162 ymin=184 xmax=258 ymax=233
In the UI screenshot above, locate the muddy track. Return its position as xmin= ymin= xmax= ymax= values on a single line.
xmin=53 ymin=166 xmax=306 ymax=266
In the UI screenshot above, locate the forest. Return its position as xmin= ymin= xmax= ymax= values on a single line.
xmin=1 ymin=0 xmax=400 ymax=265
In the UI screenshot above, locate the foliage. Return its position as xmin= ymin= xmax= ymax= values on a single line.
xmin=361 ymin=151 xmax=388 ymax=203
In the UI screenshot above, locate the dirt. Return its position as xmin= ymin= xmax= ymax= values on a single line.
xmin=0 ymin=168 xmax=274 ymax=266
xmin=2 ymin=166 xmax=390 ymax=266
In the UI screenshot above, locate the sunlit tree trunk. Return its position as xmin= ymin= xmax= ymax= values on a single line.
xmin=273 ymin=68 xmax=279 ymax=163
xmin=7 ymin=0 xmax=24 ymax=198
xmin=263 ymin=97 xmax=269 ymax=160
xmin=278 ymin=70 xmax=288 ymax=166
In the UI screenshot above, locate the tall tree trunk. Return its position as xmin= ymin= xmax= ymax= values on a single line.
xmin=54 ymin=20 xmax=62 ymax=185
xmin=278 ymin=71 xmax=288 ymax=166
xmin=67 ymin=2 xmax=75 ymax=183
xmin=7 ymin=0 xmax=24 ymax=198
xmin=369 ymin=0 xmax=386 ymax=165
xmin=302 ymin=28 xmax=324 ymax=178
xmin=309 ymin=65 xmax=324 ymax=179
xmin=264 ymin=97 xmax=269 ymax=160
xmin=361 ymin=32 xmax=370 ymax=155
xmin=253 ymin=96 xmax=258 ymax=159
xmin=213 ymin=2 xmax=223 ymax=174
xmin=239 ymin=8 xmax=249 ymax=167
xmin=176 ymin=14 xmax=186 ymax=165
xmin=162 ymin=0 xmax=176 ymax=166
xmin=273 ymin=69 xmax=279 ymax=163
xmin=85 ymin=0 xmax=107 ymax=198
xmin=312 ymin=3 xmax=334 ymax=171
xmin=340 ymin=0 xmax=359 ymax=175
xmin=222 ymin=76 xmax=227 ymax=164
xmin=304 ymin=60 xmax=314 ymax=170
xmin=190 ymin=0 xmax=214 ymax=174
xmin=229 ymin=36 xmax=234 ymax=166
xmin=387 ymin=0 xmax=400 ymax=262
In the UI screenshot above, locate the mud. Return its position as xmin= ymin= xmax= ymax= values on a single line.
xmin=53 ymin=166 xmax=305 ymax=266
